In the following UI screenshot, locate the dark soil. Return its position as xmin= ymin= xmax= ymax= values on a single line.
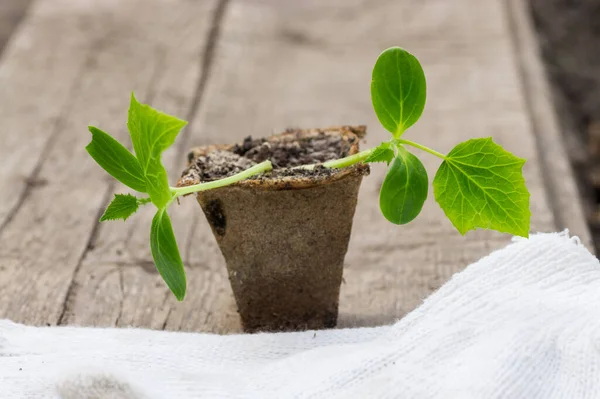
xmin=182 ymin=130 xmax=355 ymax=183
xmin=530 ymin=0 xmax=600 ymax=250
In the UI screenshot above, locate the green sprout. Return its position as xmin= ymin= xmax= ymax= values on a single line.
xmin=86 ymin=47 xmax=531 ymax=300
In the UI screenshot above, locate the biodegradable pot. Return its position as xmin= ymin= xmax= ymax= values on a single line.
xmin=179 ymin=126 xmax=369 ymax=332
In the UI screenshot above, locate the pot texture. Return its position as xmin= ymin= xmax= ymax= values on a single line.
xmin=180 ymin=126 xmax=369 ymax=332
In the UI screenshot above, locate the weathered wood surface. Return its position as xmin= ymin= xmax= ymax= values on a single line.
xmin=0 ymin=0 xmax=591 ymax=332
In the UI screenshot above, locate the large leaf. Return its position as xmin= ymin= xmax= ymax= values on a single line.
xmin=371 ymin=47 xmax=426 ymax=138
xmin=86 ymin=126 xmax=147 ymax=192
xmin=433 ymin=138 xmax=530 ymax=237
xmin=128 ymin=93 xmax=187 ymax=208
xmin=379 ymin=146 xmax=428 ymax=224
xmin=150 ymin=209 xmax=186 ymax=301
xmin=100 ymin=194 xmax=139 ymax=222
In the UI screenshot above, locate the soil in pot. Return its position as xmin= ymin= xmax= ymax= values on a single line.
xmin=179 ymin=126 xmax=369 ymax=332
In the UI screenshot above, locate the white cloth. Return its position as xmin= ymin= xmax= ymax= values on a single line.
xmin=1 ymin=231 xmax=599 ymax=399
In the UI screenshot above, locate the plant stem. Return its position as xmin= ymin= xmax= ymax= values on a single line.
xmin=324 ymin=148 xmax=375 ymax=168
xmin=170 ymin=139 xmax=444 ymax=200
xmin=294 ymin=148 xmax=375 ymax=171
xmin=170 ymin=160 xmax=273 ymax=198
xmin=295 ymin=138 xmax=447 ymax=171
xmin=397 ymin=139 xmax=446 ymax=160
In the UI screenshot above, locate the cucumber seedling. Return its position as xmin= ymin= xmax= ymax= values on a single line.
xmin=86 ymin=47 xmax=530 ymax=300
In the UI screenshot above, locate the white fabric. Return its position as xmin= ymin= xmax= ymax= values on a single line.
xmin=1 ymin=232 xmax=599 ymax=398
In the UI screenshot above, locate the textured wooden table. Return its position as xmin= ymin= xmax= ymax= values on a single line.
xmin=0 ymin=0 xmax=591 ymax=332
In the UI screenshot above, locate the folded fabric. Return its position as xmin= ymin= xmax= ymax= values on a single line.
xmin=1 ymin=232 xmax=598 ymax=399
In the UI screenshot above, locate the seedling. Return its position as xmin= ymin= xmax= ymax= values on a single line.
xmin=86 ymin=47 xmax=530 ymax=300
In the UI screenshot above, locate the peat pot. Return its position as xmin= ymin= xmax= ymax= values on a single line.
xmin=178 ymin=126 xmax=369 ymax=332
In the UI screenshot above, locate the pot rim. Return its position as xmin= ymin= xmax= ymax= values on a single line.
xmin=177 ymin=125 xmax=370 ymax=191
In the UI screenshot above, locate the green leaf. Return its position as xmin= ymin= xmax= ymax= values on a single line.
xmin=128 ymin=93 xmax=187 ymax=208
xmin=100 ymin=194 xmax=139 ymax=222
xmin=86 ymin=126 xmax=147 ymax=193
xmin=379 ymin=146 xmax=428 ymax=224
xmin=150 ymin=209 xmax=186 ymax=301
xmin=371 ymin=47 xmax=426 ymax=138
xmin=433 ymin=138 xmax=530 ymax=237
xmin=365 ymin=142 xmax=395 ymax=165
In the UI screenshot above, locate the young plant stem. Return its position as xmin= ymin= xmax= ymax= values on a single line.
xmin=397 ymin=139 xmax=446 ymax=160
xmin=323 ymin=148 xmax=375 ymax=168
xmin=170 ymin=160 xmax=273 ymax=198
xmin=295 ymin=138 xmax=446 ymax=171
xmin=294 ymin=148 xmax=376 ymax=171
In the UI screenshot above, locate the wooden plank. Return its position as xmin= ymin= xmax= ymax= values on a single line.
xmin=66 ymin=0 xmax=569 ymax=332
xmin=0 ymin=0 xmax=218 ymax=325
xmin=0 ymin=1 xmax=95 ymax=231
xmin=0 ymin=0 xmax=109 ymax=324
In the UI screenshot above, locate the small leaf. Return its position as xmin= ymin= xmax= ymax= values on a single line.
xmin=433 ymin=138 xmax=531 ymax=237
xmin=128 ymin=93 xmax=187 ymax=208
xmin=379 ymin=147 xmax=428 ymax=224
xmin=365 ymin=142 xmax=395 ymax=165
xmin=150 ymin=209 xmax=186 ymax=300
xmin=86 ymin=126 xmax=147 ymax=193
xmin=100 ymin=194 xmax=139 ymax=222
xmin=371 ymin=47 xmax=426 ymax=138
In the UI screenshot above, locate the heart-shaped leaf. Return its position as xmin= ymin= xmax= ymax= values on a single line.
xmin=433 ymin=138 xmax=530 ymax=237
